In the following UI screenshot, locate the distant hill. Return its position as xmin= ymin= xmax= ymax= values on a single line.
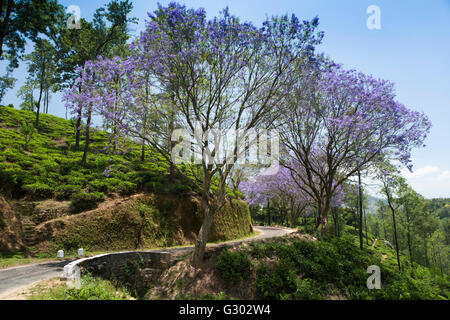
xmin=366 ymin=195 xmax=387 ymax=215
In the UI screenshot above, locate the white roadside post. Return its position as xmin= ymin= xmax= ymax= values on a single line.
xmin=77 ymin=248 xmax=84 ymax=257
xmin=62 ymin=264 xmax=81 ymax=289
xmin=57 ymin=250 xmax=64 ymax=258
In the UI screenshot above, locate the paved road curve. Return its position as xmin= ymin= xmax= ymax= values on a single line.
xmin=0 ymin=226 xmax=295 ymax=299
xmin=0 ymin=260 xmax=73 ymax=299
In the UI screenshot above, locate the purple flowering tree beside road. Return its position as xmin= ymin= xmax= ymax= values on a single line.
xmin=63 ymin=2 xmax=431 ymax=266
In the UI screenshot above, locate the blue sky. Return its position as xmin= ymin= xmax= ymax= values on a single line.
xmin=2 ymin=0 xmax=450 ymax=198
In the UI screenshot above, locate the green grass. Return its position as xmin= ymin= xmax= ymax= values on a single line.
xmin=0 ymin=251 xmax=56 ymax=269
xmin=28 ymin=274 xmax=132 ymax=300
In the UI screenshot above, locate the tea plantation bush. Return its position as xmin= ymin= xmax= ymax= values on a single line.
xmin=215 ymin=249 xmax=252 ymax=285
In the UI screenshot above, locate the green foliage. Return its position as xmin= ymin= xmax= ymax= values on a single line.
xmin=282 ymin=278 xmax=324 ymax=300
xmin=19 ymin=121 xmax=36 ymax=150
xmin=69 ymin=192 xmax=105 ymax=213
xmin=117 ymin=181 xmax=137 ymax=196
xmin=0 ymin=106 xmax=199 ymax=202
xmin=199 ymin=291 xmax=230 ymax=300
xmin=215 ymin=249 xmax=252 ymax=285
xmin=29 ymin=274 xmax=131 ymax=300
xmin=55 ymin=184 xmax=81 ymax=200
xmin=22 ymin=182 xmax=54 ymax=200
xmin=167 ymin=183 xmax=192 ymax=194
xmin=255 ymin=259 xmax=298 ymax=300
xmin=144 ymin=181 xmax=166 ymax=193
xmin=249 ymin=233 xmax=449 ymax=300
xmin=0 ymin=0 xmax=64 ymax=70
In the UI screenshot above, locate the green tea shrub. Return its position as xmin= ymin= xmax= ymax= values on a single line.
xmin=255 ymin=260 xmax=297 ymax=300
xmin=94 ymin=154 xmax=110 ymax=172
xmin=117 ymin=181 xmax=137 ymax=196
xmin=168 ymin=183 xmax=192 ymax=194
xmin=70 ymin=192 xmax=105 ymax=213
xmin=144 ymin=181 xmax=165 ymax=193
xmin=55 ymin=185 xmax=81 ymax=200
xmin=283 ymin=278 xmax=324 ymax=300
xmin=59 ymin=159 xmax=80 ymax=175
xmin=66 ymin=175 xmax=88 ymax=187
xmin=22 ymin=182 xmax=54 ymax=199
xmin=87 ymin=180 xmax=108 ymax=193
xmin=215 ymin=249 xmax=252 ymax=285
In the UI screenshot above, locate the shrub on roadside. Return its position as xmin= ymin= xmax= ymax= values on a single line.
xmin=29 ymin=274 xmax=131 ymax=300
xmin=255 ymin=260 xmax=297 ymax=300
xmin=144 ymin=181 xmax=165 ymax=193
xmin=215 ymin=249 xmax=252 ymax=285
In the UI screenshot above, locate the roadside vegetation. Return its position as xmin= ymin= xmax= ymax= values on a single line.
xmin=28 ymin=274 xmax=132 ymax=300
xmin=147 ymin=228 xmax=449 ymax=300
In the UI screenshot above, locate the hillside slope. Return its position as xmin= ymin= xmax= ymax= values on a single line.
xmin=0 ymin=106 xmax=253 ymax=255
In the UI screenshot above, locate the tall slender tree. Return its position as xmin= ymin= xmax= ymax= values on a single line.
xmin=24 ymin=39 xmax=58 ymax=126
xmin=56 ymin=0 xmax=136 ymax=148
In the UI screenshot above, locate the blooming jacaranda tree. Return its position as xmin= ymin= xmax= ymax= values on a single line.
xmin=278 ymin=63 xmax=432 ymax=236
xmin=64 ymin=60 xmax=99 ymax=166
xmin=240 ymin=165 xmax=315 ymax=227
xmin=132 ymin=3 xmax=324 ymax=266
xmin=64 ymin=56 xmax=137 ymax=164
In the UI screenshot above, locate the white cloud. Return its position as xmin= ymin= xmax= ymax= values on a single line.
xmin=357 ymin=165 xmax=450 ymax=198
xmin=437 ymin=170 xmax=450 ymax=181
xmin=401 ymin=165 xmax=439 ymax=179
xmin=399 ymin=165 xmax=450 ymax=198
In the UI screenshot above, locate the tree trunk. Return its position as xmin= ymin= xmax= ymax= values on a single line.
xmin=388 ymin=202 xmax=401 ymax=271
xmin=141 ymin=139 xmax=145 ymax=162
xmin=364 ymin=209 xmax=369 ymax=245
xmin=358 ymin=169 xmax=364 ymax=249
xmin=289 ymin=201 xmax=296 ymax=228
xmin=332 ymin=208 xmax=339 ymax=237
xmin=405 ymin=208 xmax=414 ymax=266
xmin=44 ymin=88 xmax=49 ymax=114
xmin=316 ymin=199 xmax=330 ymax=237
xmin=424 ymin=236 xmax=429 ymax=267
xmin=75 ymin=84 xmax=82 ymax=148
xmin=168 ymin=96 xmax=175 ymax=180
xmin=320 ymin=212 xmax=328 ymax=236
xmin=35 ymin=89 xmax=42 ymax=127
xmin=192 ymin=198 xmax=216 ymax=267
xmin=81 ymin=107 xmax=92 ymax=166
